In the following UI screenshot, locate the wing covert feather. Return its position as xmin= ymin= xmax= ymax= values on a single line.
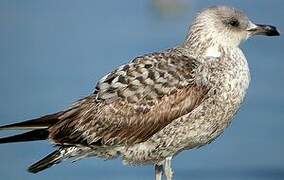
xmin=49 ymin=50 xmax=209 ymax=146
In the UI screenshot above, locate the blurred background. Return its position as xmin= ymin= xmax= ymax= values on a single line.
xmin=0 ymin=0 xmax=283 ymax=180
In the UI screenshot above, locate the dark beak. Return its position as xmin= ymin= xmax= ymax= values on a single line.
xmin=248 ymin=24 xmax=280 ymax=36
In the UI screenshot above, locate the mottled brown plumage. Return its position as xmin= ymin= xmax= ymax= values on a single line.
xmin=49 ymin=50 xmax=209 ymax=147
xmin=0 ymin=5 xmax=279 ymax=180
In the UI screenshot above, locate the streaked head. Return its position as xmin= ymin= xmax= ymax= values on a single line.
xmin=186 ymin=6 xmax=280 ymax=48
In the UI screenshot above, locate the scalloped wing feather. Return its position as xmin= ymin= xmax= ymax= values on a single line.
xmin=48 ymin=50 xmax=209 ymax=147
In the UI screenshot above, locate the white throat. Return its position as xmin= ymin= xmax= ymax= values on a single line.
xmin=204 ymin=45 xmax=221 ymax=58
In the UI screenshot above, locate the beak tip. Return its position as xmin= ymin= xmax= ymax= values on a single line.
xmin=266 ymin=26 xmax=280 ymax=36
xmin=249 ymin=24 xmax=281 ymax=37
xmin=266 ymin=31 xmax=280 ymax=36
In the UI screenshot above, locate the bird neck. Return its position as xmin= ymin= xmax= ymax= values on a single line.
xmin=182 ymin=31 xmax=240 ymax=60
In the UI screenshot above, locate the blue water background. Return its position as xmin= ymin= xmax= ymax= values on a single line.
xmin=0 ymin=0 xmax=283 ymax=179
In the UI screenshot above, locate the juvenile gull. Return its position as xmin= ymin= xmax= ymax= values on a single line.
xmin=0 ymin=6 xmax=279 ymax=180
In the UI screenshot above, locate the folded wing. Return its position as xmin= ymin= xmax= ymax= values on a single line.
xmin=49 ymin=49 xmax=210 ymax=147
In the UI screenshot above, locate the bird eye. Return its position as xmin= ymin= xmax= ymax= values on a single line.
xmin=228 ymin=19 xmax=240 ymax=27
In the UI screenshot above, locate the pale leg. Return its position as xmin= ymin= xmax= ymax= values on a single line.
xmin=164 ymin=156 xmax=174 ymax=180
xmin=155 ymin=164 xmax=163 ymax=180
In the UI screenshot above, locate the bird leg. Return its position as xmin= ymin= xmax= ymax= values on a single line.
xmin=164 ymin=156 xmax=174 ymax=180
xmin=155 ymin=164 xmax=163 ymax=180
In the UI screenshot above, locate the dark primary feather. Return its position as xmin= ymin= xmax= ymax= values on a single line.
xmin=0 ymin=112 xmax=62 ymax=144
xmin=48 ymin=49 xmax=209 ymax=147
xmin=0 ymin=129 xmax=49 ymax=144
xmin=0 ymin=112 xmax=62 ymax=130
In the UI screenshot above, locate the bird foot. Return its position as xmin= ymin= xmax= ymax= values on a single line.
xmin=164 ymin=156 xmax=174 ymax=180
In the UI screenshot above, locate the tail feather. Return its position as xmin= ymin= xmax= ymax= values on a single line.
xmin=0 ymin=109 xmax=82 ymax=173
xmin=28 ymin=150 xmax=63 ymax=173
xmin=0 ymin=129 xmax=49 ymax=144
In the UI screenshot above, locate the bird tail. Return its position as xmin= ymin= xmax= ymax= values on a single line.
xmin=0 ymin=111 xmax=82 ymax=173
xmin=28 ymin=149 xmax=64 ymax=173
xmin=0 ymin=112 xmax=62 ymax=144
xmin=28 ymin=146 xmax=80 ymax=173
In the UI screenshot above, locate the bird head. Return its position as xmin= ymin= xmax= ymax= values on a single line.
xmin=187 ymin=6 xmax=280 ymax=48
